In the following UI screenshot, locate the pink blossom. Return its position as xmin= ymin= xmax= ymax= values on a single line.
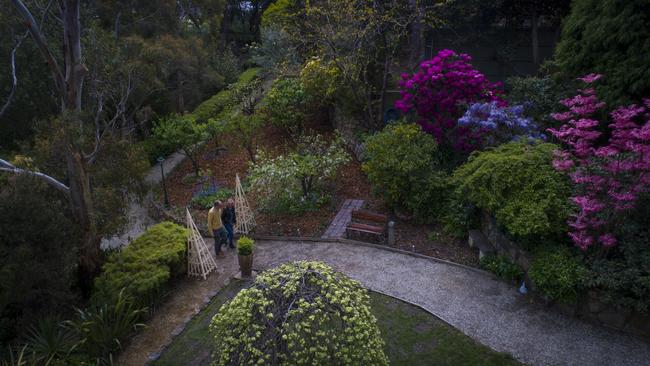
xmin=577 ymin=73 xmax=603 ymax=83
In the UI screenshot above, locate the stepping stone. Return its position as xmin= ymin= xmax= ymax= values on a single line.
xmin=321 ymin=199 xmax=365 ymax=239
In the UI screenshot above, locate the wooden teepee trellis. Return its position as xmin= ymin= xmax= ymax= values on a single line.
xmin=186 ymin=208 xmax=218 ymax=280
xmin=234 ymin=174 xmax=256 ymax=234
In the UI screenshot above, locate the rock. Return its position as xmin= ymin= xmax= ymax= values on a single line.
xmin=468 ymin=230 xmax=495 ymax=259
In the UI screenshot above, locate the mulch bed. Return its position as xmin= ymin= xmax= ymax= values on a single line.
xmin=159 ymin=118 xmax=479 ymax=267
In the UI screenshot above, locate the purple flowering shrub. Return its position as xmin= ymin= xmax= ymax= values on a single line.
xmin=395 ymin=49 xmax=504 ymax=152
xmin=549 ymin=74 xmax=650 ymax=250
xmin=457 ymin=102 xmax=545 ymax=149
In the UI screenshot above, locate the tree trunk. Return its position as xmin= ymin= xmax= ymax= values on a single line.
xmin=531 ymin=7 xmax=540 ymax=70
xmin=409 ymin=0 xmax=422 ymax=66
xmin=66 ymin=140 xmax=101 ymax=293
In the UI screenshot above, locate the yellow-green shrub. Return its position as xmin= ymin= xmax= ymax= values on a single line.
xmin=92 ymin=222 xmax=188 ymax=305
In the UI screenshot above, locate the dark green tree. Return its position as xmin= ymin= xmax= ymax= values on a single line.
xmin=554 ymin=0 xmax=650 ymax=105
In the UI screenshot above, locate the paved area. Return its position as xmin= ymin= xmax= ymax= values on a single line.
xmin=321 ymin=199 xmax=364 ymax=239
xmin=121 ymin=240 xmax=650 ymax=366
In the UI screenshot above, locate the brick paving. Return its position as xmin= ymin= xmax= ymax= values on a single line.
xmin=321 ymin=199 xmax=364 ymax=239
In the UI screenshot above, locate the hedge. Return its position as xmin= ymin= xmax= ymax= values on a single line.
xmin=191 ymin=67 xmax=261 ymax=123
xmin=92 ymin=222 xmax=188 ymax=305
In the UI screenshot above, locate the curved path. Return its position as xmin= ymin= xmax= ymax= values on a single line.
xmin=122 ymin=240 xmax=650 ymax=366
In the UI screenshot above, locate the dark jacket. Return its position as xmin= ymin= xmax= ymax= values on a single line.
xmin=221 ymin=206 xmax=236 ymax=225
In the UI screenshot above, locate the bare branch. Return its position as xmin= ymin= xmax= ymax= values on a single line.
xmin=0 ymin=158 xmax=70 ymax=194
xmin=10 ymin=0 xmax=65 ymax=95
xmin=0 ymin=31 xmax=28 ymax=119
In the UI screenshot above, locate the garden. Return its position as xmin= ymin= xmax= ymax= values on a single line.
xmin=1 ymin=0 xmax=649 ymax=365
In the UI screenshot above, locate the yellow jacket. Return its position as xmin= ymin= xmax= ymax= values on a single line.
xmin=208 ymin=207 xmax=223 ymax=232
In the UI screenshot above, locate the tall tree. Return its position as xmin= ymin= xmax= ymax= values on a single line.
xmin=1 ymin=0 xmax=133 ymax=290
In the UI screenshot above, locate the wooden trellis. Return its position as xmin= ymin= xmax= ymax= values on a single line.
xmin=234 ymin=174 xmax=256 ymax=234
xmin=186 ymin=208 xmax=218 ymax=280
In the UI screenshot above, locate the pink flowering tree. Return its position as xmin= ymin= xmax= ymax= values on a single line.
xmin=395 ymin=49 xmax=504 ymax=152
xmin=549 ymin=74 xmax=650 ymax=250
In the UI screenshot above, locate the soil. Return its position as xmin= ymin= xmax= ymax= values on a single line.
xmin=161 ymin=118 xmax=479 ymax=267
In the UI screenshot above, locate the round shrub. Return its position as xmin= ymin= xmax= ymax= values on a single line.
xmin=395 ymin=49 xmax=503 ymax=153
xmin=554 ymin=0 xmax=650 ymax=106
xmin=529 ymin=248 xmax=586 ymax=304
xmin=263 ymin=77 xmax=307 ymax=135
xmin=449 ymin=141 xmax=572 ymax=240
xmin=210 ymin=261 xmax=388 ymax=366
xmin=362 ymin=123 xmax=447 ymax=222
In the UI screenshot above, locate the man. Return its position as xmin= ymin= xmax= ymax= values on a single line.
xmin=221 ymin=198 xmax=237 ymax=249
xmin=208 ymin=200 xmax=227 ymax=257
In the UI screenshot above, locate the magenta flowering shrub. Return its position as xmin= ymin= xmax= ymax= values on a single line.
xmin=395 ymin=49 xmax=504 ymax=152
xmin=549 ymin=74 xmax=650 ymax=250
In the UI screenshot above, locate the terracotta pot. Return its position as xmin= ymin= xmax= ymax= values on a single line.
xmin=238 ymin=253 xmax=253 ymax=277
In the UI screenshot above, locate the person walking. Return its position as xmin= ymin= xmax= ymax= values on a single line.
xmin=221 ymin=198 xmax=237 ymax=249
xmin=208 ymin=200 xmax=227 ymax=257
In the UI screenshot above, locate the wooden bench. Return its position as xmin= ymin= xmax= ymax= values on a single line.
xmin=346 ymin=210 xmax=388 ymax=243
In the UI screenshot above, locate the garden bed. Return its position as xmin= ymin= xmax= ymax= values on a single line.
xmin=153 ymin=279 xmax=520 ymax=366
xmin=159 ymin=119 xmax=478 ymax=267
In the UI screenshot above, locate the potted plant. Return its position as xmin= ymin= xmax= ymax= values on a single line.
xmin=237 ymin=236 xmax=254 ymax=277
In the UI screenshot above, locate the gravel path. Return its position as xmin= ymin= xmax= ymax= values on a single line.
xmin=122 ymin=240 xmax=650 ymax=366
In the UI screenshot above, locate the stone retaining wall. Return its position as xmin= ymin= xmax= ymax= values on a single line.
xmin=479 ymin=211 xmax=650 ymax=339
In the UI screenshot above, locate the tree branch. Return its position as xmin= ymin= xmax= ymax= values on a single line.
xmin=0 ymin=31 xmax=28 ymax=119
xmin=11 ymin=0 xmax=65 ymax=95
xmin=0 ymin=158 xmax=70 ymax=194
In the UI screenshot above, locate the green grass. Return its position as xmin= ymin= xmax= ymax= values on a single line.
xmin=152 ymin=280 xmax=250 ymax=366
xmin=154 ymin=281 xmax=521 ymax=366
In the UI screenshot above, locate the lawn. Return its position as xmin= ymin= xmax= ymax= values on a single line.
xmin=154 ymin=280 xmax=520 ymax=366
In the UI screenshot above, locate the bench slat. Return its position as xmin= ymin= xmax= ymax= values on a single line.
xmin=347 ymin=222 xmax=384 ymax=234
xmin=351 ymin=210 xmax=387 ymax=223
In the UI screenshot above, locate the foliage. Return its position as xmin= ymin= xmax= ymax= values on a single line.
xmin=263 ymin=78 xmax=307 ymax=136
xmin=22 ymin=317 xmax=77 ymax=364
xmin=250 ymin=24 xmax=298 ymax=72
xmin=152 ymin=114 xmax=208 ymax=176
xmin=191 ymin=188 xmax=234 ymax=209
xmin=450 ymin=141 xmax=572 ymax=240
xmin=554 ymin=0 xmax=650 ymax=106
xmin=362 ymin=123 xmax=447 ymax=222
xmin=505 ymin=76 xmax=569 ymax=131
xmin=249 ymin=133 xmax=349 ymax=215
xmin=222 ymin=113 xmax=264 ymax=162
xmin=480 ymin=255 xmax=524 ymax=282
xmin=236 ymin=236 xmax=254 ymax=256
xmin=92 ymin=222 xmax=188 ymax=306
xmin=299 ymin=57 xmax=341 ymax=106
xmin=65 ymin=290 xmax=147 ymax=363
xmin=396 ymin=49 xmax=504 ymax=153
xmin=548 ymin=76 xmax=650 ymax=249
xmin=457 ymin=102 xmax=544 ymax=149
xmin=209 ymin=261 xmax=389 ymax=366
xmin=0 ymin=176 xmax=79 ymax=345
xmin=582 ymin=198 xmax=650 ymax=313
xmin=191 ymin=68 xmax=261 ymax=123
xmin=529 ymin=248 xmax=586 ymax=304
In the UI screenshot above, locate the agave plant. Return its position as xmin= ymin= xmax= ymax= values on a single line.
xmin=65 ymin=289 xmax=146 ymax=364
xmin=22 ymin=317 xmax=77 ymax=364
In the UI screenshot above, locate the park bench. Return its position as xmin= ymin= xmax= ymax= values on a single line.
xmin=346 ymin=210 xmax=389 ymax=243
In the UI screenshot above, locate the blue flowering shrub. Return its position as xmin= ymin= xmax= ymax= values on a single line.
xmin=458 ymin=102 xmax=545 ymax=149
xmin=210 ymin=261 xmax=388 ymax=366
